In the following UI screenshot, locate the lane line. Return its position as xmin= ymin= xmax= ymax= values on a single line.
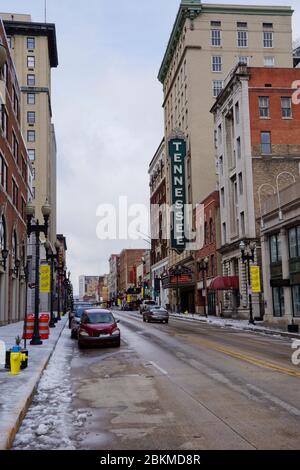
xmin=148 ymin=361 xmax=168 ymax=376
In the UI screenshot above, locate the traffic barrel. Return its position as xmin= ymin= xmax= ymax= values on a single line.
xmin=23 ymin=314 xmax=35 ymax=340
xmin=39 ymin=313 xmax=50 ymax=340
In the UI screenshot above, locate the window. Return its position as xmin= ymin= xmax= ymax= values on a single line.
xmin=237 ymin=30 xmax=248 ymax=48
xmin=7 ymin=36 xmax=12 ymax=48
xmin=12 ymin=86 xmax=19 ymax=117
xmin=212 ymin=56 xmax=222 ymax=72
xmin=0 ymin=154 xmax=8 ymax=191
xmin=210 ymin=218 xmax=214 ymax=243
xmin=237 ymin=22 xmax=248 ymax=29
xmin=27 ymin=37 xmax=35 ymax=50
xmin=28 ymin=149 xmax=36 ymax=162
xmin=219 ymin=156 xmax=223 ymax=176
xmin=27 ymin=56 xmax=35 ymax=69
xmin=221 ymin=188 xmax=225 ymax=208
xmin=212 ymin=80 xmax=223 ymax=98
xmin=27 ymin=111 xmax=35 ymax=125
xmin=27 ymin=74 xmax=35 ymax=86
xmin=292 ymin=286 xmax=300 ymax=318
xmin=27 ymin=130 xmax=36 ymax=142
xmin=263 ymin=23 xmax=273 ymax=29
xmin=211 ymin=29 xmax=221 ymax=47
xmin=204 ymin=222 xmax=209 ymax=245
xmin=1 ymin=108 xmax=8 ymax=139
xmin=211 ymin=21 xmax=221 ymax=28
xmin=0 ymin=215 xmax=6 ymax=252
xmin=238 ymin=56 xmax=250 ymax=66
xmin=273 ymin=287 xmax=285 ymax=317
xmin=240 ymin=212 xmax=245 ymax=236
xmin=259 ymin=96 xmax=270 ymax=118
xmin=235 ymin=102 xmax=240 ymax=125
xmin=238 ymin=173 xmax=243 ymax=195
xmin=237 ymin=137 xmax=241 ymax=159
xmin=289 ymin=226 xmax=300 ymax=259
xmin=281 ymin=97 xmax=292 ymax=119
xmin=12 ymin=179 xmax=19 ymax=210
xmin=270 ymin=234 xmax=282 ymax=263
xmin=264 ymin=31 xmax=273 ymax=48
xmin=27 ymin=93 xmax=35 ymax=105
xmin=211 ymin=255 xmax=215 ymax=277
xmin=264 ymin=56 xmax=275 ymax=67
xmin=261 ymin=132 xmax=271 ymax=154
xmin=12 ymin=132 xmax=19 ymax=162
xmin=222 ymin=223 xmax=227 ymax=244
xmin=218 ymin=124 xmax=222 ymax=145
xmin=21 ymin=197 xmax=26 ymax=221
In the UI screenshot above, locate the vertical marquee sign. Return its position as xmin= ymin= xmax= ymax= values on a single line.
xmin=168 ymin=134 xmax=187 ymax=254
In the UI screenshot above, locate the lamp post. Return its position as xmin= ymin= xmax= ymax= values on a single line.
xmin=25 ymin=200 xmax=51 ymax=346
xmin=0 ymin=248 xmax=9 ymax=271
xmin=198 ymin=257 xmax=209 ymax=318
xmin=240 ymin=241 xmax=256 ymax=325
xmin=45 ymin=241 xmax=60 ymax=328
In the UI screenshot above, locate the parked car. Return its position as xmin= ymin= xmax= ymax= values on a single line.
xmin=70 ymin=304 xmax=94 ymax=339
xmin=139 ymin=300 xmax=157 ymax=314
xmin=123 ymin=301 xmax=139 ymax=311
xmin=143 ymin=307 xmax=169 ymax=324
xmin=78 ymin=309 xmax=121 ymax=348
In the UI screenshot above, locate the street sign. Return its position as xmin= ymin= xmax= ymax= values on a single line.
xmin=40 ymin=265 xmax=51 ymax=294
xmin=251 ymin=266 xmax=261 ymax=294
xmin=168 ymin=134 xmax=187 ymax=254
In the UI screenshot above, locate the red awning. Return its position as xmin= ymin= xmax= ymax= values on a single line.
xmin=209 ymin=276 xmax=239 ymax=291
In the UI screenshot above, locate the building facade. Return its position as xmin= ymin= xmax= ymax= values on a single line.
xmin=158 ymin=0 xmax=293 ymax=313
xmin=0 ymin=20 xmax=31 ymax=325
xmin=108 ymin=254 xmax=120 ymax=303
xmin=79 ymin=276 xmax=99 ymax=302
xmin=119 ymin=249 xmax=145 ymax=294
xmin=149 ymin=139 xmax=169 ymax=307
xmin=2 ymin=13 xmax=58 ymax=243
xmin=211 ymin=66 xmax=300 ymax=318
xmin=261 ymin=181 xmax=300 ymax=328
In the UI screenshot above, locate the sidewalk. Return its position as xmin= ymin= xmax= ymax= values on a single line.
xmin=0 ymin=316 xmax=68 ymax=450
xmin=169 ymin=313 xmax=300 ymax=340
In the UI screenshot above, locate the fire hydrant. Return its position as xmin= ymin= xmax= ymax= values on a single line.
xmin=10 ymin=350 xmax=28 ymax=376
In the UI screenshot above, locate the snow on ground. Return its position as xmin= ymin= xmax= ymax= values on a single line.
xmin=12 ymin=327 xmax=88 ymax=450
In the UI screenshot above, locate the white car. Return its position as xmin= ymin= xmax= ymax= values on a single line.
xmin=139 ymin=300 xmax=158 ymax=314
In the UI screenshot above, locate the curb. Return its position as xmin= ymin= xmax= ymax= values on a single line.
xmin=169 ymin=314 xmax=300 ymax=341
xmin=1 ymin=317 xmax=68 ymax=450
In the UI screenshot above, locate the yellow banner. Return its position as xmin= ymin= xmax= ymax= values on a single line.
xmin=40 ymin=265 xmax=51 ymax=294
xmin=251 ymin=266 xmax=261 ymax=294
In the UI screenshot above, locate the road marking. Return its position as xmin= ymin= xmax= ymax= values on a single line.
xmin=182 ymin=336 xmax=300 ymax=380
xmin=247 ymin=384 xmax=300 ymax=417
xmin=148 ymin=361 xmax=168 ymax=376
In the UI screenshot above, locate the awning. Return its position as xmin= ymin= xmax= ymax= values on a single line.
xmin=209 ymin=276 xmax=239 ymax=291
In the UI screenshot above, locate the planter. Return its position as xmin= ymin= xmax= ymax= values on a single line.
xmin=5 ymin=349 xmax=29 ymax=370
xmin=287 ymin=324 xmax=299 ymax=333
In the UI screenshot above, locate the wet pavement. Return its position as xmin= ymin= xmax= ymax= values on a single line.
xmin=12 ymin=311 xmax=300 ymax=450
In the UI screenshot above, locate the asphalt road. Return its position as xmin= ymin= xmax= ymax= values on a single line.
xmin=13 ymin=311 xmax=300 ymax=450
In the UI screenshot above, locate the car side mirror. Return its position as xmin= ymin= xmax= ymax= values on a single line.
xmin=116 ymin=320 xmax=120 ymax=324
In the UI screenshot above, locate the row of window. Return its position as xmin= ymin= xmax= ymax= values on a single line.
xmin=7 ymin=36 xmax=36 ymax=50
xmin=273 ymin=285 xmax=300 ymax=318
xmin=211 ymin=25 xmax=273 ymax=49
xmin=270 ymin=226 xmax=300 ymax=264
xmin=0 ymin=154 xmax=26 ymax=216
xmin=259 ymin=96 xmax=293 ymax=119
xmin=211 ymin=55 xmax=275 ymax=73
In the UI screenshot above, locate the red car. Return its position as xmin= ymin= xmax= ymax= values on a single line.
xmin=78 ymin=309 xmax=121 ymax=349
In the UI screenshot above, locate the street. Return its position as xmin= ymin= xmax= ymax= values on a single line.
xmin=13 ymin=312 xmax=300 ymax=451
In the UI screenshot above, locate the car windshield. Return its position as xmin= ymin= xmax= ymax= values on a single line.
xmin=86 ymin=312 xmax=115 ymax=324
xmin=75 ymin=306 xmax=93 ymax=318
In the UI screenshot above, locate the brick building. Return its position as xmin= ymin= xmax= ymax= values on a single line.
xmin=0 ymin=21 xmax=32 ymax=325
xmin=211 ymin=65 xmax=300 ymax=319
xmin=119 ymin=249 xmax=145 ymax=294
xmin=195 ymin=191 xmax=222 ymax=316
xmin=108 ymin=254 xmax=120 ymax=303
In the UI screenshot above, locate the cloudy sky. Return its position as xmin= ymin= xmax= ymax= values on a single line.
xmin=1 ymin=0 xmax=300 ymax=293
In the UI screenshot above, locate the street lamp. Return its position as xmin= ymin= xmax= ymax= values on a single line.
xmin=45 ymin=240 xmax=60 ymax=328
xmin=0 ymin=248 xmax=9 ymax=271
xmin=240 ymin=240 xmax=256 ymax=325
xmin=10 ymin=258 xmax=21 ymax=277
xmin=198 ymin=257 xmax=209 ymax=318
xmin=26 ymin=199 xmax=51 ymax=345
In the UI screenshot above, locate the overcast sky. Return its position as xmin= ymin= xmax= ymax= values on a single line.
xmin=1 ymin=0 xmax=300 ymax=293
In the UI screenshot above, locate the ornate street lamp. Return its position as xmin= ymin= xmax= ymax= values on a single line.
xmin=25 ymin=200 xmax=51 ymax=345
xmin=0 ymin=248 xmax=9 ymax=271
xmin=198 ymin=257 xmax=209 ymax=318
xmin=240 ymin=241 xmax=256 ymax=325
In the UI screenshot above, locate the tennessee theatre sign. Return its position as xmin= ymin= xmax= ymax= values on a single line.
xmin=168 ymin=134 xmax=187 ymax=254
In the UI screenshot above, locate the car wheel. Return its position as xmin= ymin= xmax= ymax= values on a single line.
xmin=114 ymin=339 xmax=121 ymax=348
xmin=165 ymin=320 xmax=169 ymax=324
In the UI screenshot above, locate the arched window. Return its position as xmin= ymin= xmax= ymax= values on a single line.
xmin=0 ymin=216 xmax=6 ymax=252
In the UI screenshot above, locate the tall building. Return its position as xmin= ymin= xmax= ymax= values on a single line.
xmin=0 ymin=20 xmax=32 ymax=325
xmin=79 ymin=276 xmax=99 ymax=302
xmin=158 ymin=0 xmax=293 ymax=312
xmin=2 ymin=13 xmax=58 ymax=243
xmin=211 ymin=65 xmax=300 ymax=319
xmin=108 ymin=254 xmax=120 ymax=302
xmin=119 ymin=249 xmax=145 ymax=293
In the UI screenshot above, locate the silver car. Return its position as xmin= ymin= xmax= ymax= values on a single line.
xmin=143 ymin=307 xmax=169 ymax=324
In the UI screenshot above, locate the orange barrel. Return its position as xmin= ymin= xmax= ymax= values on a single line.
xmin=23 ymin=314 xmax=35 ymax=340
xmin=39 ymin=313 xmax=50 ymax=340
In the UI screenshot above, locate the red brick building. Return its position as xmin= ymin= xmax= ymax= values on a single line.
xmin=195 ymin=191 xmax=222 ymax=315
xmin=0 ymin=22 xmax=32 ymax=325
xmin=119 ymin=249 xmax=146 ymax=294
